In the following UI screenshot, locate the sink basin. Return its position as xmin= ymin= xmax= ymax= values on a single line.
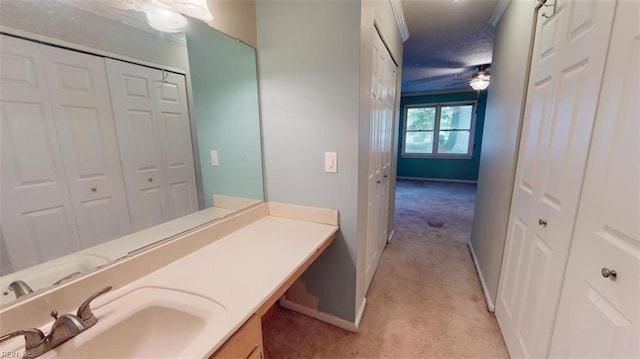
xmin=44 ymin=287 xmax=228 ymax=359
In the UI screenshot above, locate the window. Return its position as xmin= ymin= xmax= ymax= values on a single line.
xmin=402 ymin=102 xmax=476 ymax=158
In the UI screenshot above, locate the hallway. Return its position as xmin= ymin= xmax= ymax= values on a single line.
xmin=263 ymin=180 xmax=507 ymax=358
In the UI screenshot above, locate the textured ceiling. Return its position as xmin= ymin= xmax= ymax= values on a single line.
xmin=401 ymin=0 xmax=500 ymax=93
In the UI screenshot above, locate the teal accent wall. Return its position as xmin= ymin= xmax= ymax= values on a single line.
xmin=397 ymin=91 xmax=488 ymax=181
xmin=186 ymin=20 xmax=264 ymax=207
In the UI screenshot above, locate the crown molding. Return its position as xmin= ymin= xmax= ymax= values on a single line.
xmin=390 ymin=0 xmax=410 ymax=43
xmin=489 ymin=0 xmax=511 ymax=27
xmin=60 ymin=0 xmax=186 ymax=45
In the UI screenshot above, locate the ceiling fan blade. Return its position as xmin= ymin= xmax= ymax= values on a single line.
xmin=446 ymin=82 xmax=470 ymax=88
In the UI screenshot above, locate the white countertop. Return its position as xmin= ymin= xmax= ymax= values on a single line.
xmin=78 ymin=215 xmax=337 ymax=357
xmin=0 ymin=203 xmax=339 ymax=358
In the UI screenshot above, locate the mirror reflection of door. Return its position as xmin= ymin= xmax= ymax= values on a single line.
xmin=0 ymin=0 xmax=264 ymax=306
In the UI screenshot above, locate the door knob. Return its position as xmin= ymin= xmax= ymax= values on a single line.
xmin=538 ymin=219 xmax=547 ymax=227
xmin=601 ymin=267 xmax=617 ymax=279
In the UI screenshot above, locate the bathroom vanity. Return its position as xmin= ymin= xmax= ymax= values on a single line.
xmin=0 ymin=202 xmax=338 ymax=358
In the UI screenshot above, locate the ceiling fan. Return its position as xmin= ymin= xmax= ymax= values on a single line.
xmin=447 ymin=64 xmax=491 ymax=91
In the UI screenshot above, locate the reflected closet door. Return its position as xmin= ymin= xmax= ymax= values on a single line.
xmin=105 ymin=59 xmax=172 ymax=231
xmin=42 ymin=45 xmax=133 ymax=248
xmin=0 ymin=35 xmax=81 ymax=269
xmin=152 ymin=71 xmax=198 ymax=219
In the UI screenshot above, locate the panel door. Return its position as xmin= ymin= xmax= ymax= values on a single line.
xmin=152 ymin=71 xmax=198 ymax=219
xmin=365 ymin=30 xmax=397 ymax=292
xmin=549 ymin=2 xmax=639 ymax=356
xmin=0 ymin=35 xmax=81 ymax=269
xmin=380 ymin=44 xmax=397 ymax=249
xmin=42 ymin=45 xmax=133 ymax=248
xmin=105 ymin=59 xmax=172 ymax=231
xmin=495 ymin=1 xmax=617 ymax=357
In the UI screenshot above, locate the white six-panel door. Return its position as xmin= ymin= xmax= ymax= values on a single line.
xmin=106 ymin=59 xmax=197 ymax=231
xmin=549 ymin=1 xmax=640 ymax=356
xmin=495 ymin=1 xmax=617 ymax=357
xmin=105 ymin=59 xmax=172 ymax=231
xmin=365 ymin=29 xmax=397 ymax=292
xmin=0 ymin=35 xmax=81 ymax=269
xmin=152 ymin=71 xmax=199 ymax=219
xmin=42 ymin=45 xmax=133 ymax=248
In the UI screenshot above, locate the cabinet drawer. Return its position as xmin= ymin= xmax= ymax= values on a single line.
xmin=210 ymin=314 xmax=263 ymax=359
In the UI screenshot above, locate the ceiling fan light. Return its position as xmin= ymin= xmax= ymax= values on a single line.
xmin=145 ymin=7 xmax=188 ymax=33
xmin=470 ymin=77 xmax=490 ymax=91
xmin=167 ymin=0 xmax=213 ymax=21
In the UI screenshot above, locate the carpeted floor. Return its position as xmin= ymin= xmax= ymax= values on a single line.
xmin=262 ymin=180 xmax=508 ymax=358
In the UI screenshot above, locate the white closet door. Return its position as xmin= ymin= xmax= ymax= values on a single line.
xmin=495 ymin=1 xmax=616 ymax=358
xmin=365 ymin=30 xmax=397 ymax=292
xmin=549 ymin=1 xmax=639 ymax=356
xmin=42 ymin=45 xmax=132 ymax=248
xmin=105 ymin=59 xmax=172 ymax=231
xmin=152 ymin=71 xmax=198 ymax=218
xmin=0 ymin=35 xmax=80 ymax=269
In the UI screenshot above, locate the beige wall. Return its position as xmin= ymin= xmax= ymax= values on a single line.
xmin=207 ymin=0 xmax=257 ymax=48
xmin=356 ymin=0 xmax=404 ymax=318
xmin=470 ymin=0 xmax=536 ymax=308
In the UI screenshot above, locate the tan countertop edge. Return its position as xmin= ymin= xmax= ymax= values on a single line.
xmin=0 ymin=202 xmax=339 ymax=359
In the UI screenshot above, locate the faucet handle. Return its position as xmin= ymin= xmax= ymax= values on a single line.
xmin=76 ymin=286 xmax=112 ymax=328
xmin=0 ymin=328 xmax=45 ymax=350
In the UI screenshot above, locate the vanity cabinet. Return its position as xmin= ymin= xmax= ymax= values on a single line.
xmin=210 ymin=315 xmax=264 ymax=359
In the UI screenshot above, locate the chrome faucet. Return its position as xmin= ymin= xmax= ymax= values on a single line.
xmin=0 ymin=286 xmax=112 ymax=358
xmin=8 ymin=280 xmax=34 ymax=298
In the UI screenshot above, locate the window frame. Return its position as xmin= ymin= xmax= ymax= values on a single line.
xmin=401 ymin=100 xmax=478 ymax=159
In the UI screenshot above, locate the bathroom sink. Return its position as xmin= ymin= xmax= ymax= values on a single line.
xmin=43 ymin=286 xmax=229 ymax=359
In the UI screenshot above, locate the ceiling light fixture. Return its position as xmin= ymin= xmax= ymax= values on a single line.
xmin=145 ymin=6 xmax=188 ymax=33
xmin=98 ymin=0 xmax=213 ymax=32
xmin=469 ymin=66 xmax=490 ymax=91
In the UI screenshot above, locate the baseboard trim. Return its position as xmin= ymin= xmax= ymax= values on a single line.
xmin=279 ymin=297 xmax=363 ymax=333
xmin=355 ymin=297 xmax=367 ymax=330
xmin=397 ymin=176 xmax=478 ymax=184
xmin=467 ymin=241 xmax=495 ymax=312
xmin=387 ymin=229 xmax=396 ymax=244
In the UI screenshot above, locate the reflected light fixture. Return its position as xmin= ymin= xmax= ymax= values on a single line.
xmin=98 ymin=0 xmax=213 ymax=32
xmin=469 ymin=66 xmax=490 ymax=91
xmin=145 ymin=6 xmax=188 ymax=33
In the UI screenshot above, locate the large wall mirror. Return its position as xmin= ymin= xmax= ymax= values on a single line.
xmin=0 ymin=0 xmax=264 ymax=307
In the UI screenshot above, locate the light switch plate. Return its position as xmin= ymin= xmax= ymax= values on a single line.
xmin=325 ymin=152 xmax=337 ymax=173
xmin=210 ymin=150 xmax=219 ymax=166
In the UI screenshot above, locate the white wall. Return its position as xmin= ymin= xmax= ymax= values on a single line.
xmin=256 ymin=0 xmax=362 ymax=321
xmin=470 ymin=0 xmax=535 ymax=308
